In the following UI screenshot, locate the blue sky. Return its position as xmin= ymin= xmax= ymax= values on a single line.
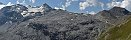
xmin=0 ymin=0 xmax=128 ymax=14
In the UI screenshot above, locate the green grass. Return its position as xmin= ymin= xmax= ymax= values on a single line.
xmin=98 ymin=17 xmax=131 ymax=40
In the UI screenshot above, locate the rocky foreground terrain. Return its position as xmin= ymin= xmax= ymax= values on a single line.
xmin=0 ymin=3 xmax=131 ymax=40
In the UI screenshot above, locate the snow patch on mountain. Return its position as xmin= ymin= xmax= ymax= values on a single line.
xmin=0 ymin=2 xmax=13 ymax=9
xmin=21 ymin=3 xmax=52 ymax=17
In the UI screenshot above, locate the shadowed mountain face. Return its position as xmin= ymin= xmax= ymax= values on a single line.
xmin=96 ymin=7 xmax=130 ymax=19
xmin=0 ymin=4 xmax=130 ymax=40
xmin=109 ymin=7 xmax=130 ymax=16
xmin=95 ymin=7 xmax=131 ymax=25
xmin=98 ymin=7 xmax=130 ymax=16
xmin=0 ymin=4 xmax=27 ymax=25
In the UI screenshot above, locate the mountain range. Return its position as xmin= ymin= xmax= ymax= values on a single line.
xmin=0 ymin=3 xmax=131 ymax=40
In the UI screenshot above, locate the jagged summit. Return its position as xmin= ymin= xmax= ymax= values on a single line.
xmin=96 ymin=10 xmax=116 ymax=19
xmin=40 ymin=3 xmax=52 ymax=11
xmin=0 ymin=4 xmax=27 ymax=17
xmin=96 ymin=7 xmax=131 ymax=19
xmin=95 ymin=7 xmax=131 ymax=24
xmin=27 ymin=3 xmax=52 ymax=12
xmin=110 ymin=7 xmax=128 ymax=11
xmin=21 ymin=3 xmax=53 ymax=17
xmin=0 ymin=4 xmax=31 ymax=25
xmin=109 ymin=7 xmax=130 ymax=15
xmin=0 ymin=4 xmax=27 ymax=18
xmin=0 ymin=4 xmax=28 ymax=12
xmin=41 ymin=3 xmax=52 ymax=8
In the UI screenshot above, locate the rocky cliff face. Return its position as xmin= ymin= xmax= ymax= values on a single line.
xmin=0 ymin=3 xmax=130 ymax=40
xmin=95 ymin=7 xmax=131 ymax=25
xmin=0 ymin=4 xmax=28 ymax=25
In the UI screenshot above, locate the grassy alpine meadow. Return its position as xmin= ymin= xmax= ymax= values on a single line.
xmin=98 ymin=17 xmax=131 ymax=40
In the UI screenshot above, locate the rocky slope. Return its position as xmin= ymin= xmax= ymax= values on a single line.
xmin=0 ymin=3 xmax=130 ymax=40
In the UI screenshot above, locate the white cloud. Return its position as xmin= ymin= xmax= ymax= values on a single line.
xmin=65 ymin=0 xmax=78 ymax=7
xmin=31 ymin=0 xmax=36 ymax=3
xmin=79 ymin=0 xmax=95 ymax=10
xmin=62 ymin=5 xmax=66 ymax=10
xmin=107 ymin=1 xmax=121 ymax=8
xmin=107 ymin=0 xmax=131 ymax=11
xmin=57 ymin=0 xmax=78 ymax=10
xmin=100 ymin=2 xmax=104 ymax=10
xmin=17 ymin=0 xmax=26 ymax=5
xmin=79 ymin=0 xmax=104 ymax=10
xmin=17 ymin=0 xmax=36 ymax=4
xmin=17 ymin=0 xmax=20 ymax=4
xmin=120 ymin=0 xmax=131 ymax=11
xmin=29 ymin=0 xmax=36 ymax=3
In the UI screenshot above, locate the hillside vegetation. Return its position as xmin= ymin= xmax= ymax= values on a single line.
xmin=98 ymin=16 xmax=131 ymax=40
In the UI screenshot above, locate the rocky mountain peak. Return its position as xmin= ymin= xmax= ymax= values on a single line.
xmin=96 ymin=7 xmax=131 ymax=19
xmin=0 ymin=4 xmax=27 ymax=17
xmin=41 ymin=3 xmax=51 ymax=8
xmin=1 ymin=4 xmax=28 ymax=13
xmin=95 ymin=7 xmax=131 ymax=24
xmin=109 ymin=7 xmax=130 ymax=16
xmin=40 ymin=3 xmax=52 ymax=11
xmin=0 ymin=4 xmax=28 ymax=25
xmin=110 ymin=7 xmax=127 ymax=11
